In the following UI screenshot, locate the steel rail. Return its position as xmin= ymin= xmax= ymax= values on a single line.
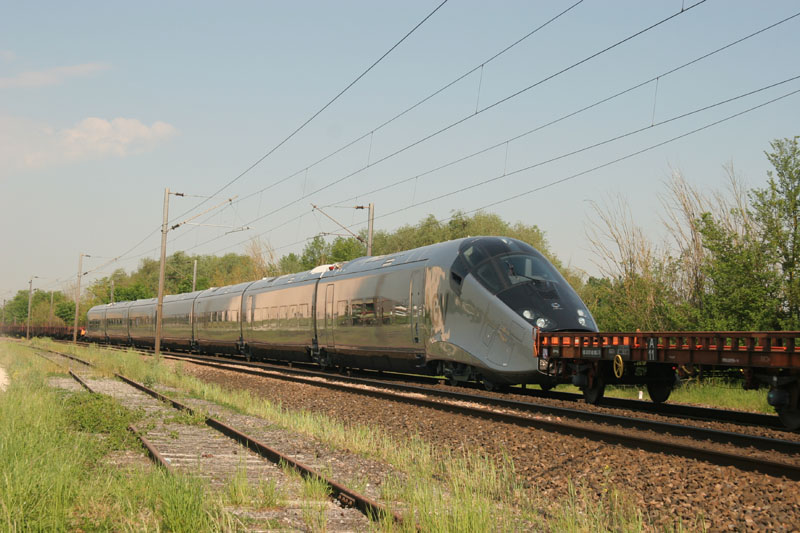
xmin=148 ymin=350 xmax=800 ymax=455
xmin=113 ymin=373 xmax=406 ymax=525
xmin=43 ymin=342 xmax=800 ymax=478
xmin=34 ymin=351 xmax=175 ymax=472
xmin=155 ymin=353 xmax=800 ymax=480
xmin=66 ymin=339 xmax=785 ymax=429
xmin=34 ymin=345 xmax=405 ymax=526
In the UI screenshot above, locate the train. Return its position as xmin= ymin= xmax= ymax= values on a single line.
xmin=85 ymin=236 xmax=625 ymax=393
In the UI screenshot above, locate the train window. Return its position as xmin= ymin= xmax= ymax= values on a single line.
xmin=363 ymin=299 xmax=377 ymax=326
xmin=351 ymin=300 xmax=363 ymax=326
xmin=337 ymin=301 xmax=349 ymax=327
xmin=498 ymin=253 xmax=560 ymax=288
xmin=381 ymin=299 xmax=393 ymax=325
xmin=462 ymin=244 xmax=488 ymax=268
xmin=394 ymin=302 xmax=410 ymax=324
xmin=475 ymin=262 xmax=503 ymax=293
xmin=300 ymin=303 xmax=310 ymax=327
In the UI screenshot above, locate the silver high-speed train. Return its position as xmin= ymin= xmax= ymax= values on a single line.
xmin=86 ymin=236 xmax=598 ymax=388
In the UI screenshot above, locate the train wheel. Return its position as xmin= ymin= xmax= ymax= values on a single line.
xmin=777 ymin=407 xmax=800 ymax=431
xmin=646 ymin=381 xmax=673 ymax=403
xmin=539 ymin=381 xmax=555 ymax=392
xmin=482 ymin=377 xmax=507 ymax=392
xmin=582 ymin=379 xmax=605 ymax=404
xmin=774 ymin=382 xmax=800 ymax=430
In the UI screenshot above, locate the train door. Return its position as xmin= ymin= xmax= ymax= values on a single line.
xmin=410 ymin=270 xmax=423 ymax=345
xmin=322 ymin=284 xmax=335 ymax=348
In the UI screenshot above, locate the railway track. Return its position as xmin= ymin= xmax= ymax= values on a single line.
xmin=145 ymin=351 xmax=800 ymax=479
xmin=48 ymin=341 xmax=800 ymax=481
xmin=33 ymin=346 xmax=405 ymax=527
xmin=65 ymin=339 xmax=786 ymax=430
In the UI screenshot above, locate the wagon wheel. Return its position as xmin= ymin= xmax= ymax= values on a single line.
xmin=646 ymin=367 xmax=676 ymax=403
xmin=646 ymin=380 xmax=673 ymax=404
xmin=582 ymin=378 xmax=605 ymax=404
xmin=776 ymin=382 xmax=800 ymax=431
xmin=777 ymin=407 xmax=800 ymax=431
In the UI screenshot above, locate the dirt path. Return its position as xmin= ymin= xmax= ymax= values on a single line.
xmin=0 ymin=365 xmax=8 ymax=391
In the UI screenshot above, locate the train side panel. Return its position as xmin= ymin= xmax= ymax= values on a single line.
xmin=316 ymin=260 xmax=427 ymax=372
xmin=242 ymin=278 xmax=316 ymax=362
xmin=128 ymin=299 xmax=157 ymax=347
xmin=105 ymin=301 xmax=133 ymax=345
xmin=194 ymin=282 xmax=254 ymax=354
xmin=86 ymin=305 xmax=107 ymax=342
xmin=161 ymin=292 xmax=200 ymax=350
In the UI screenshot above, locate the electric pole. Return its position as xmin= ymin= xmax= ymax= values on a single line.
xmin=154 ymin=189 xmax=236 ymax=356
xmin=49 ymin=291 xmax=54 ymax=327
xmin=192 ymin=259 xmax=197 ymax=292
xmin=73 ymin=253 xmax=87 ymax=343
xmin=155 ymin=187 xmax=170 ymax=357
xmin=26 ymin=277 xmax=37 ymax=340
xmin=355 ymin=203 xmax=374 ymax=256
xmin=110 ymin=279 xmax=115 ymax=303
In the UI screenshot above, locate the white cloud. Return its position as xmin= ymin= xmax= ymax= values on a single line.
xmin=0 ymin=116 xmax=177 ymax=174
xmin=0 ymin=50 xmax=15 ymax=62
xmin=0 ymin=62 xmax=109 ymax=89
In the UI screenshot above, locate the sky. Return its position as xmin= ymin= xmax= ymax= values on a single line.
xmin=2 ymin=0 xmax=799 ymax=301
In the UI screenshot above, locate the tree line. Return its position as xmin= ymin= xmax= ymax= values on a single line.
xmin=3 ymin=137 xmax=797 ymax=332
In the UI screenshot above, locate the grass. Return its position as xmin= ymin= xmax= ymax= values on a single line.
xmin=29 ymin=338 xmax=696 ymax=531
xmin=556 ymin=377 xmax=772 ymax=414
xmin=300 ymin=475 xmax=330 ymax=532
xmin=0 ymin=341 xmax=241 ymax=531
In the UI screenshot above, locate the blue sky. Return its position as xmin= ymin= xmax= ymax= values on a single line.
xmin=2 ymin=0 xmax=799 ymax=301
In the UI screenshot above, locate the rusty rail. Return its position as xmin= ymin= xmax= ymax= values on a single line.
xmin=114 ymin=375 xmax=406 ymax=525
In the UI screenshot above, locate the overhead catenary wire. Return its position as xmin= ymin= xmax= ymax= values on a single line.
xmin=165 ymin=0 xmax=587 ymax=246
xmin=108 ymin=0 xmax=793 ymax=275
xmin=166 ymin=0 xmax=451 ymax=227
xmin=324 ymin=9 xmax=800 ymax=208
xmin=235 ymin=81 xmax=800 ymax=258
xmin=186 ymin=10 xmax=796 ymax=258
xmin=172 ymin=0 xmax=712 ymax=257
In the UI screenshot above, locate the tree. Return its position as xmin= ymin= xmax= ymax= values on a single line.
xmin=300 ymin=236 xmax=330 ymax=270
xmin=750 ymin=136 xmax=800 ymax=329
xmin=55 ymin=301 xmax=75 ymax=323
xmin=279 ymin=253 xmax=303 ymax=274
xmin=697 ymin=212 xmax=781 ymax=330
xmin=329 ymin=237 xmax=365 ymax=263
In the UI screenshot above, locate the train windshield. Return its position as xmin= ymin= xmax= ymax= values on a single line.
xmin=455 ymin=237 xmax=596 ymax=331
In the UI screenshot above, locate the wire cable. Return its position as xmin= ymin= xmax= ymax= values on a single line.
xmin=200 ymin=0 xmax=710 ymax=240
xmin=167 ymin=0 xmax=450 ymax=226
xmin=241 ymin=80 xmax=800 ymax=256
xmin=164 ymin=0 xmax=587 ymax=245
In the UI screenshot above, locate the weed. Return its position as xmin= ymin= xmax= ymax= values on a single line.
xmin=225 ymin=464 xmax=252 ymax=506
xmin=257 ymin=478 xmax=283 ymax=509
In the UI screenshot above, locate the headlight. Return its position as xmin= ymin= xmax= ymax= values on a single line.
xmin=578 ymin=317 xmax=587 ymax=326
xmin=535 ymin=317 xmax=552 ymax=329
xmin=522 ymin=309 xmax=534 ymax=319
xmin=577 ymin=309 xmax=585 ymax=317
